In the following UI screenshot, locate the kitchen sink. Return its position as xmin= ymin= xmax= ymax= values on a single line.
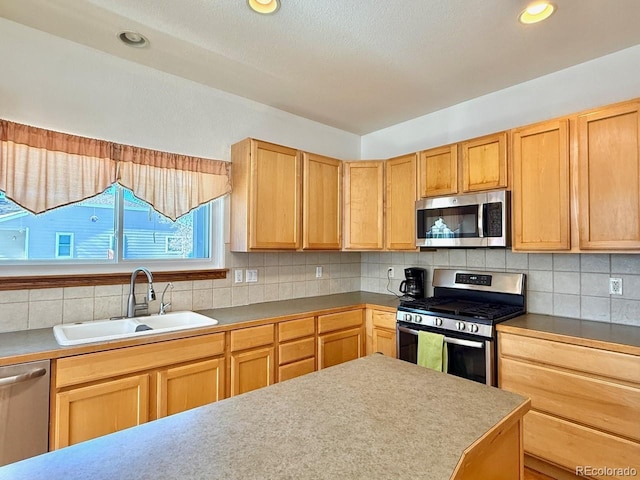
xmin=53 ymin=311 xmax=218 ymax=346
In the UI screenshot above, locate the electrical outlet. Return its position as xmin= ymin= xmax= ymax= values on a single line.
xmin=234 ymin=269 xmax=243 ymax=283
xmin=387 ymin=267 xmax=395 ymax=278
xmin=245 ymin=269 xmax=258 ymax=283
xmin=315 ymin=266 xmax=323 ymax=278
xmin=609 ymin=277 xmax=623 ymax=295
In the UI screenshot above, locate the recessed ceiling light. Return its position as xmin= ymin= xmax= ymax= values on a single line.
xmin=118 ymin=31 xmax=149 ymax=48
xmin=518 ymin=1 xmax=556 ymax=24
xmin=247 ymin=0 xmax=280 ymax=15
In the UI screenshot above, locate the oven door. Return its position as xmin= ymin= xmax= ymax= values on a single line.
xmin=396 ymin=322 xmax=495 ymax=386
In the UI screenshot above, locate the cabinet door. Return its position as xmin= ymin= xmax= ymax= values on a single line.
xmin=372 ymin=327 xmax=396 ymax=358
xmin=156 ymin=357 xmax=225 ymax=418
xmin=419 ymin=145 xmax=458 ymax=197
xmin=303 ymin=153 xmax=342 ymax=250
xmin=54 ymin=374 xmax=149 ymax=449
xmin=250 ymin=141 xmax=301 ymax=249
xmin=512 ymin=120 xmax=570 ymax=250
xmin=385 ymin=153 xmax=418 ymax=250
xmin=318 ymin=327 xmax=363 ymax=369
xmin=230 ymin=346 xmax=275 ymax=396
xmin=578 ymin=102 xmax=640 ymax=249
xmin=461 ymin=132 xmax=508 ymax=192
xmin=343 ymin=161 xmax=384 ymax=249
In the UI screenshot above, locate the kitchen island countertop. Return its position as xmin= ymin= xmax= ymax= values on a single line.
xmin=0 ymin=354 xmax=529 ymax=480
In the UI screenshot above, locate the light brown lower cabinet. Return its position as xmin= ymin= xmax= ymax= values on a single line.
xmin=317 ymin=309 xmax=365 ymax=369
xmin=278 ymin=317 xmax=316 ymax=382
xmin=230 ymin=346 xmax=275 ymax=396
xmin=156 ymin=357 xmax=225 ymax=417
xmin=498 ymin=331 xmax=640 ymax=479
xmin=52 ymin=333 xmax=225 ymax=449
xmin=229 ymin=324 xmax=276 ymax=396
xmin=55 ymin=374 xmax=150 ymax=449
xmin=369 ymin=309 xmax=397 ymax=358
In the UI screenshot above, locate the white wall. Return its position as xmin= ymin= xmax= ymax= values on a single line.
xmin=0 ymin=18 xmax=360 ymax=161
xmin=361 ymin=44 xmax=640 ymax=158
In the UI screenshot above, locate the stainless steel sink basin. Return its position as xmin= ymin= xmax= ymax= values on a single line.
xmin=53 ymin=311 xmax=218 ymax=346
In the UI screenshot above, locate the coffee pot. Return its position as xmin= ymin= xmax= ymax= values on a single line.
xmin=399 ymin=267 xmax=426 ymax=299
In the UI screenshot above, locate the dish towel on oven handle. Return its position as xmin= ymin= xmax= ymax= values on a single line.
xmin=417 ymin=331 xmax=448 ymax=372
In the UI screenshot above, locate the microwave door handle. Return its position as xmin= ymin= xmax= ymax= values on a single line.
xmin=397 ymin=326 xmax=485 ymax=349
xmin=478 ymin=203 xmax=485 ymax=238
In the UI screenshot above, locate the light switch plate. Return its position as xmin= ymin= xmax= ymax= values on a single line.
xmin=234 ymin=269 xmax=243 ymax=283
xmin=246 ymin=269 xmax=258 ymax=283
xmin=315 ymin=266 xmax=323 ymax=278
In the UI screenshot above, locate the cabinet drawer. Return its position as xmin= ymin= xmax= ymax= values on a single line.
xmin=279 ymin=337 xmax=315 ymax=365
xmin=56 ymin=333 xmax=225 ymax=388
xmin=317 ymin=309 xmax=363 ymax=334
xmin=499 ymin=332 xmax=640 ymax=384
xmin=500 ymin=357 xmax=640 ymax=441
xmin=278 ymin=317 xmax=315 ymax=342
xmin=371 ymin=310 xmax=396 ymax=330
xmin=230 ymin=324 xmax=274 ymax=352
xmin=279 ymin=358 xmax=315 ymax=382
xmin=524 ymin=410 xmax=640 ymax=479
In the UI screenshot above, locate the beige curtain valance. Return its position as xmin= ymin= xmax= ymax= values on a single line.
xmin=114 ymin=144 xmax=231 ymax=221
xmin=0 ymin=120 xmax=231 ymax=219
xmin=0 ymin=120 xmax=116 ymax=214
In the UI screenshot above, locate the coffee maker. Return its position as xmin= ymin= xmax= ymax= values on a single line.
xmin=399 ymin=267 xmax=426 ymax=300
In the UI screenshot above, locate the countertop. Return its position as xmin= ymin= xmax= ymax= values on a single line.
xmin=0 ymin=354 xmax=528 ymax=480
xmin=498 ymin=313 xmax=640 ymax=355
xmin=0 ymin=292 xmax=400 ymax=366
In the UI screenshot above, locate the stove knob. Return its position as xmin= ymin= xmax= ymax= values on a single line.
xmin=469 ymin=324 xmax=479 ymax=333
xmin=456 ymin=322 xmax=466 ymax=331
xmin=434 ymin=317 xmax=443 ymax=327
xmin=404 ymin=313 xmax=412 ymax=322
xmin=414 ymin=315 xmax=423 ymax=323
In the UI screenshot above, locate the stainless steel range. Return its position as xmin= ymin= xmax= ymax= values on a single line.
xmin=396 ymin=268 xmax=526 ymax=386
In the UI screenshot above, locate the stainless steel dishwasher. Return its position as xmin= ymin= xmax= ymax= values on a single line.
xmin=0 ymin=359 xmax=50 ymax=466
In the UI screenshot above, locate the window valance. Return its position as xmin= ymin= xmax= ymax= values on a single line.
xmin=0 ymin=120 xmax=231 ymax=220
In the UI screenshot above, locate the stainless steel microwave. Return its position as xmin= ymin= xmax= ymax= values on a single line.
xmin=416 ymin=190 xmax=510 ymax=248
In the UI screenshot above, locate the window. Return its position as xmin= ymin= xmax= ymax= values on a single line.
xmin=0 ymin=185 xmax=219 ymax=266
xmin=55 ymin=233 xmax=74 ymax=258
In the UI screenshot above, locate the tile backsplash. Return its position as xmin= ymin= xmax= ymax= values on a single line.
xmin=361 ymin=250 xmax=640 ymax=327
xmin=0 ymin=249 xmax=362 ymax=333
xmin=2 ymin=248 xmax=640 ymax=333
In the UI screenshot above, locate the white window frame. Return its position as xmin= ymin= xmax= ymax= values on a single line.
xmin=0 ymin=192 xmax=226 ymax=276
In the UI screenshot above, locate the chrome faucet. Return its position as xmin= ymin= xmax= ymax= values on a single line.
xmin=126 ymin=267 xmax=156 ymax=318
xmin=159 ymin=282 xmax=173 ymax=315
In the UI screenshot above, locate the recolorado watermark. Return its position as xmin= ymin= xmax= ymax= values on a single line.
xmin=576 ymin=466 xmax=637 ymax=477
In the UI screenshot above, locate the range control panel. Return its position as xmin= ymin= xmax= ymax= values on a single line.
xmin=395 ymin=311 xmax=494 ymax=338
xmin=455 ymin=273 xmax=492 ymax=286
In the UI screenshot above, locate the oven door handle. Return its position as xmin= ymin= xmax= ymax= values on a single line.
xmin=397 ymin=326 xmax=485 ymax=349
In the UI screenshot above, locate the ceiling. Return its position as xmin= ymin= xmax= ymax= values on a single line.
xmin=2 ymin=0 xmax=640 ymax=135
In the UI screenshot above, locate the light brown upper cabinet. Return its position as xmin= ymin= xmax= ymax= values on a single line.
xmin=512 ymin=119 xmax=570 ymax=251
xmin=578 ymin=101 xmax=640 ymax=250
xmin=231 ymin=138 xmax=301 ymax=251
xmin=302 ymin=153 xmax=342 ymax=250
xmin=419 ymin=132 xmax=508 ymax=198
xmin=343 ymin=161 xmax=384 ymax=250
xmin=385 ymin=153 xmax=418 ymax=250
xmin=460 ymin=132 xmax=508 ymax=193
xmin=419 ymin=144 xmax=458 ymax=197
